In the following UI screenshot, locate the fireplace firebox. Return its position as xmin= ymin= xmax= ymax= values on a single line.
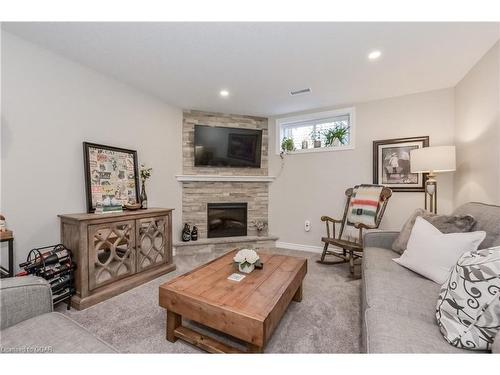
xmin=207 ymin=203 xmax=247 ymax=238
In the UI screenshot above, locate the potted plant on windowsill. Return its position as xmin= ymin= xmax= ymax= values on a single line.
xmin=280 ymin=137 xmax=295 ymax=158
xmin=310 ymin=130 xmax=322 ymax=148
xmin=324 ymin=126 xmax=349 ymax=147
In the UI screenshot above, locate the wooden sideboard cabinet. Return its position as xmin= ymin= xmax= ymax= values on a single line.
xmin=59 ymin=208 xmax=175 ymax=310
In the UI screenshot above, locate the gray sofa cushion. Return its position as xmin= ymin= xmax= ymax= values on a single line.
xmin=0 ymin=312 xmax=116 ymax=353
xmin=453 ymin=202 xmax=500 ymax=249
xmin=391 ymin=209 xmax=476 ymax=254
xmin=364 ymin=231 xmax=399 ymax=250
xmin=364 ymin=308 xmax=468 ymax=353
xmin=363 ymin=247 xmax=441 ymax=322
xmin=0 ymin=276 xmax=53 ymax=330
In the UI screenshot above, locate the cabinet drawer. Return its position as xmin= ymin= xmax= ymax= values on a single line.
xmin=88 ymin=220 xmax=136 ymax=291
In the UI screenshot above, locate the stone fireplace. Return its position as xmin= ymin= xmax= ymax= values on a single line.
xmin=178 ymin=110 xmax=272 ymax=241
xmin=207 ymin=202 xmax=248 ymax=238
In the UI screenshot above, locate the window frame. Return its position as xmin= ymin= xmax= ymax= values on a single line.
xmin=275 ymin=107 xmax=356 ymax=155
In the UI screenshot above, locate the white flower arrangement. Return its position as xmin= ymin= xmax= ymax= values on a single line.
xmin=233 ymin=249 xmax=261 ymax=274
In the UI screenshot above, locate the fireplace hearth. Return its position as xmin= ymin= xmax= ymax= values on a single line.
xmin=207 ymin=203 xmax=247 ymax=238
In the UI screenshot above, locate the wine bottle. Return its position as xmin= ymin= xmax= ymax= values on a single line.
xmin=40 ymin=262 xmax=76 ymax=279
xmin=52 ymin=287 xmax=75 ymax=304
xmin=50 ymin=274 xmax=73 ymax=294
xmin=20 ymin=246 xmax=69 ymax=268
xmin=24 ymin=249 xmax=70 ymax=271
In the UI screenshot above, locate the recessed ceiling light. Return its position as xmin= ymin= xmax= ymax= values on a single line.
xmin=219 ymin=90 xmax=229 ymax=97
xmin=368 ymin=50 xmax=382 ymax=60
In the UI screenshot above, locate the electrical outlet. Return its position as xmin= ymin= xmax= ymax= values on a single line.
xmin=304 ymin=220 xmax=311 ymax=232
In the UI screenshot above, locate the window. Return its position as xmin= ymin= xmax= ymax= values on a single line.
xmin=276 ymin=108 xmax=355 ymax=154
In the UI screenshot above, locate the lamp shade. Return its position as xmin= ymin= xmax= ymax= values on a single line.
xmin=410 ymin=146 xmax=456 ymax=173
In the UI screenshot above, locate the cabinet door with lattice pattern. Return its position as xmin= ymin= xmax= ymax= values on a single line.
xmin=88 ymin=220 xmax=136 ymax=291
xmin=136 ymin=216 xmax=170 ymax=272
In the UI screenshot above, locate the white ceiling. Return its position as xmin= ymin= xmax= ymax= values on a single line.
xmin=2 ymin=22 xmax=499 ymax=116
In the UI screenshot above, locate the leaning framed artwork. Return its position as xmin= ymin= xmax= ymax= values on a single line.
xmin=373 ymin=136 xmax=429 ymax=192
xmin=83 ymin=142 xmax=140 ymax=212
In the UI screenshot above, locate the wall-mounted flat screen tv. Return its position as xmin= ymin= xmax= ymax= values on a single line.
xmin=194 ymin=125 xmax=262 ymax=168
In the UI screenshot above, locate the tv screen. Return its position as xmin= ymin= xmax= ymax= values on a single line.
xmin=194 ymin=125 xmax=262 ymax=168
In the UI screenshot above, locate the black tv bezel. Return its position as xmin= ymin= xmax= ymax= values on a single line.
xmin=193 ymin=124 xmax=263 ymax=168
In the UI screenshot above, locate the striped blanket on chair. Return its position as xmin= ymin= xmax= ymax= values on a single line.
xmin=346 ymin=185 xmax=384 ymax=228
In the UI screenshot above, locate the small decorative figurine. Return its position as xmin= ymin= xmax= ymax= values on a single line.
xmin=252 ymin=220 xmax=268 ymax=236
xmin=191 ymin=226 xmax=198 ymax=241
xmin=182 ymin=223 xmax=191 ymax=242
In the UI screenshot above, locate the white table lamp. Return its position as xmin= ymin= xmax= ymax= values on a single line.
xmin=410 ymin=145 xmax=456 ymax=213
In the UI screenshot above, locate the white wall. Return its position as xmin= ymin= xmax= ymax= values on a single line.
xmin=454 ymin=41 xmax=500 ymax=207
xmin=269 ymin=89 xmax=456 ymax=249
xmin=2 ymin=30 xmax=497 ymax=262
xmin=1 ymin=32 xmax=183 ymax=270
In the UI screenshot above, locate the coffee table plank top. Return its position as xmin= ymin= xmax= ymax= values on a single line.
xmin=161 ymin=250 xmax=307 ymax=321
xmin=234 ymin=256 xmax=303 ymax=316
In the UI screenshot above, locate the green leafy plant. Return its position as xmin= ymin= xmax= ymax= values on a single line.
xmin=323 ymin=126 xmax=349 ymax=147
xmin=281 ymin=137 xmax=295 ymax=153
xmin=140 ymin=164 xmax=153 ymax=182
xmin=310 ymin=129 xmax=322 ymax=141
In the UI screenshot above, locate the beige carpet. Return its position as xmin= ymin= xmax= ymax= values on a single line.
xmin=57 ymin=247 xmax=361 ymax=353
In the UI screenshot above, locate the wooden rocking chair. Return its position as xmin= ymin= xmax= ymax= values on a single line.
xmin=317 ymin=185 xmax=392 ymax=277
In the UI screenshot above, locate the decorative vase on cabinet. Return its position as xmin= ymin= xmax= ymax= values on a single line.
xmin=140 ymin=181 xmax=148 ymax=209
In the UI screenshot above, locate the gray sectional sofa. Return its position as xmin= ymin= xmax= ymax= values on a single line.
xmin=361 ymin=202 xmax=500 ymax=353
xmin=2 ymin=202 xmax=499 ymax=354
xmin=0 ymin=276 xmax=116 ymax=353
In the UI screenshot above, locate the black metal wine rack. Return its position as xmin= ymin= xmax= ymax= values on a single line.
xmin=18 ymin=244 xmax=76 ymax=310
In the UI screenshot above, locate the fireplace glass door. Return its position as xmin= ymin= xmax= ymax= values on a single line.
xmin=207 ymin=203 xmax=248 ymax=238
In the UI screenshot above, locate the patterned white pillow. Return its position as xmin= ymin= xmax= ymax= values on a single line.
xmin=436 ymin=247 xmax=500 ymax=351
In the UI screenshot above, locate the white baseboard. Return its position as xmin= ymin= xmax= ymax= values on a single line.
xmin=275 ymin=241 xmax=323 ymax=253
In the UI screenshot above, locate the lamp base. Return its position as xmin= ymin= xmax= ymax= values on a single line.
xmin=424 ymin=173 xmax=437 ymax=214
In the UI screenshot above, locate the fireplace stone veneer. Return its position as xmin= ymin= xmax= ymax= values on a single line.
xmin=181 ymin=110 xmax=269 ymax=240
xmin=182 ymin=181 xmax=268 ymax=239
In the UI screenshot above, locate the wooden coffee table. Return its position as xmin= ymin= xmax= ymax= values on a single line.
xmin=159 ymin=249 xmax=307 ymax=353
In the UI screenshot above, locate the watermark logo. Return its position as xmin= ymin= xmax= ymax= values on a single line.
xmin=1 ymin=345 xmax=53 ymax=353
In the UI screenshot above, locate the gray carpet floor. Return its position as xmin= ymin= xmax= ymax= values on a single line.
xmin=57 ymin=247 xmax=361 ymax=353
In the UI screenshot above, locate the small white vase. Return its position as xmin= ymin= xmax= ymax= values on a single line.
xmin=238 ymin=263 xmax=255 ymax=274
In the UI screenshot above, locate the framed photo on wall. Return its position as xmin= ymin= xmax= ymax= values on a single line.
xmin=373 ymin=136 xmax=429 ymax=192
xmin=83 ymin=142 xmax=140 ymax=213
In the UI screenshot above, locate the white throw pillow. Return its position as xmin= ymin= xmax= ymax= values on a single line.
xmin=393 ymin=216 xmax=486 ymax=284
